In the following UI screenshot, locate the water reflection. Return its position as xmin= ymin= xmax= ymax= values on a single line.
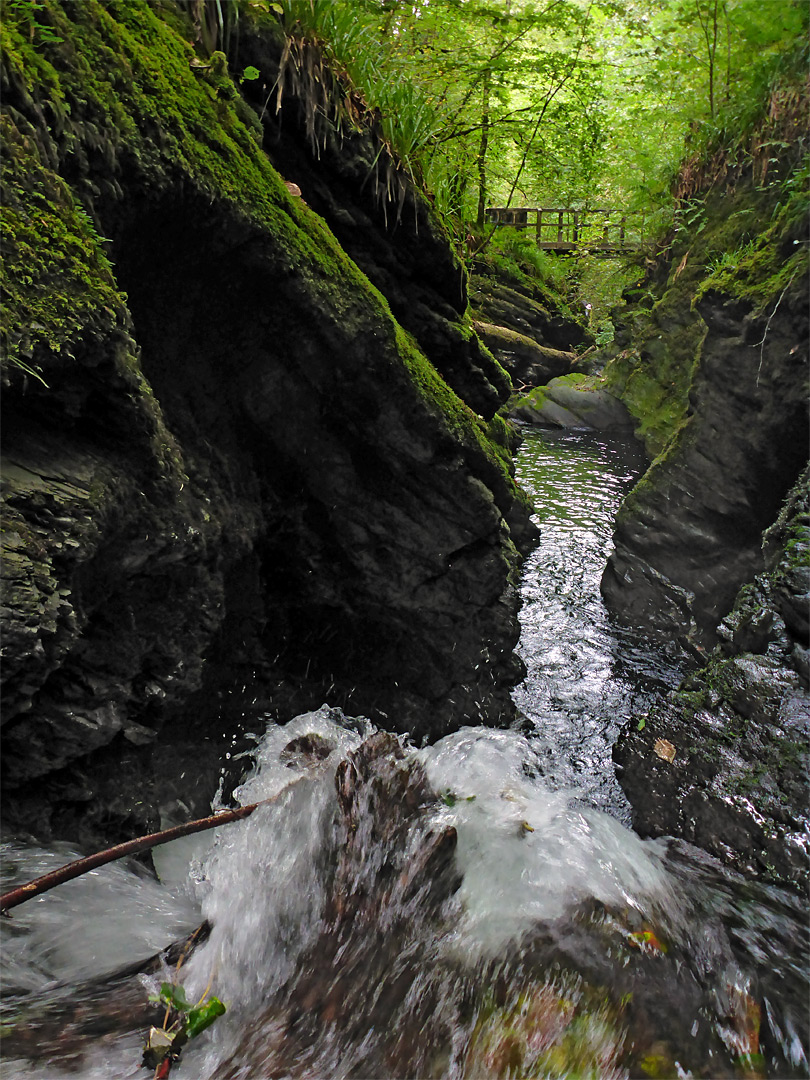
xmin=511 ymin=427 xmax=682 ymax=822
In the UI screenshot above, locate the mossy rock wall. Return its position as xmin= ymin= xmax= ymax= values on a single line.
xmin=601 ymin=147 xmax=809 ymax=888
xmin=0 ymin=1 xmax=533 ymax=844
xmin=601 ymin=177 xmax=809 ymax=649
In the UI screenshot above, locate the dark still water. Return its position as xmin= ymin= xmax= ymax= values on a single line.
xmin=511 ymin=426 xmax=682 ymax=823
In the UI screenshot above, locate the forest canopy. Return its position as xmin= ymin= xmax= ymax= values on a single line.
xmin=273 ymin=0 xmax=808 ymax=238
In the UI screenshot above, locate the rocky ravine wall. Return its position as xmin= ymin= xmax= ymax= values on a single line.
xmin=601 ymin=177 xmax=808 ymax=649
xmin=598 ymin=165 xmax=809 ymax=884
xmin=0 ymin=2 xmax=534 ymax=845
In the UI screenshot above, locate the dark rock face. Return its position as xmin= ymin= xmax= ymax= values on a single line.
xmin=614 ymin=469 xmax=810 ymax=886
xmin=235 ymin=25 xmax=511 ymax=423
xmin=602 ymin=292 xmax=809 ymax=649
xmin=469 ymin=276 xmax=584 ymax=353
xmin=0 ymin=4 xmax=534 ymax=845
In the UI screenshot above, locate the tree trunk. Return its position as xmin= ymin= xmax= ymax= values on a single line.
xmin=476 ymin=70 xmax=491 ymax=226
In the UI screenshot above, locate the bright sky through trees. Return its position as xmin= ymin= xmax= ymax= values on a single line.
xmin=280 ymin=0 xmax=807 ymax=236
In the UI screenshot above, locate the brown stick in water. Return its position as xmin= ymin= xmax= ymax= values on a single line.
xmin=0 ymin=776 xmax=310 ymax=915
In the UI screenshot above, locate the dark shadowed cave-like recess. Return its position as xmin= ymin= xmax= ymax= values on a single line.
xmin=0 ymin=0 xmax=536 ymax=846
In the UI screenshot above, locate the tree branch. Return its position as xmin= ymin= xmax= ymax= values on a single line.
xmin=0 ymin=776 xmax=313 ymax=916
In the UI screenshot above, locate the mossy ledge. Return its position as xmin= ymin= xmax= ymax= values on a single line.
xmin=0 ymin=0 xmax=534 ymax=845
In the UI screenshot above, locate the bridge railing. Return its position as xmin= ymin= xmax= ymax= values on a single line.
xmin=486 ymin=207 xmax=644 ymax=252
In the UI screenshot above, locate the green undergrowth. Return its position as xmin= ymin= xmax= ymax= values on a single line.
xmin=695 ymin=161 xmax=809 ymax=315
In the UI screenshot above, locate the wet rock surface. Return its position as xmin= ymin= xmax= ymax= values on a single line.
xmin=614 ymin=469 xmax=810 ymax=886
xmin=4 ymin=733 xmax=805 ymax=1079
xmin=602 ymin=292 xmax=809 ymax=650
xmin=214 ymin=732 xmax=463 ymax=1079
xmin=467 ymin=272 xmax=589 ymax=393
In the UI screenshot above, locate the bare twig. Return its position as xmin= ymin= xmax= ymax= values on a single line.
xmin=0 ymin=776 xmax=312 ymax=916
xmin=754 ymin=268 xmax=799 ymax=386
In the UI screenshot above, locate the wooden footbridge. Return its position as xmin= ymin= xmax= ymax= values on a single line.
xmin=487 ymin=206 xmax=644 ymax=254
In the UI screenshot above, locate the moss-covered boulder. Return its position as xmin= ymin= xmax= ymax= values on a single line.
xmin=510 ymin=373 xmax=635 ymax=432
xmin=0 ymin=1 xmax=534 ymax=844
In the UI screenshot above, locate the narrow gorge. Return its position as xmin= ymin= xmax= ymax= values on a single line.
xmin=1 ymin=2 xmax=807 ymax=1077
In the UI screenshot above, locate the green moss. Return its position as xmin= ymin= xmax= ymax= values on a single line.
xmin=465 ymin=981 xmax=625 ymax=1079
xmin=2 ymin=0 xmax=352 ymax=280
xmin=0 ymin=113 xmax=126 ymax=378
xmin=520 ymin=385 xmax=550 ymax=411
xmin=393 ymin=322 xmax=518 ymax=499
xmin=603 ymin=171 xmax=806 ymax=459
xmin=602 ymin=281 xmax=705 ymax=458
xmin=696 ymin=203 xmax=808 ymax=314
xmin=694 ymin=159 xmax=809 ymax=313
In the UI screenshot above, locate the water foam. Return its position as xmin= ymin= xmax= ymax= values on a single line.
xmin=420 ymin=727 xmax=675 ymax=952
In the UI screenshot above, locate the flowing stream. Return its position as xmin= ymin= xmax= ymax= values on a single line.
xmin=1 ymin=428 xmax=807 ymax=1079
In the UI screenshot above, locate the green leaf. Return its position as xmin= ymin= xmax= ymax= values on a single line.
xmin=184 ymin=997 xmax=226 ymax=1040
xmin=242 ymin=65 xmax=260 ymax=81
xmin=160 ymin=981 xmax=191 ymax=1012
xmin=637 ymin=717 xmax=646 ymax=731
